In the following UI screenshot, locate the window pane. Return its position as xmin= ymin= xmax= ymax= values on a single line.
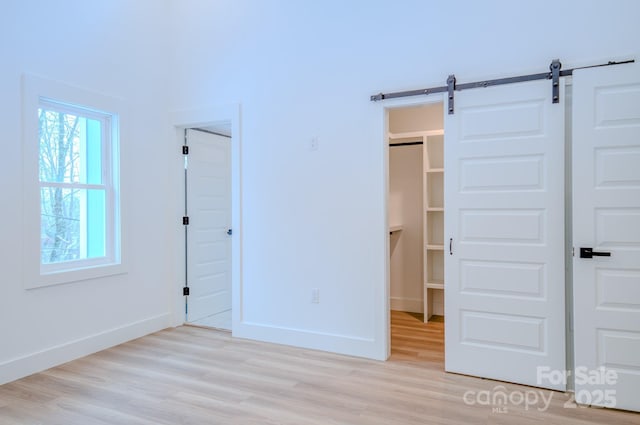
xmin=85 ymin=118 xmax=103 ymax=185
xmin=40 ymin=187 xmax=106 ymax=264
xmin=38 ymin=108 xmax=102 ymax=184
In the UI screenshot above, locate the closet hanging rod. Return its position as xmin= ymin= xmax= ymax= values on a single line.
xmin=370 ymin=58 xmax=635 ymax=106
xmin=390 ymin=141 xmax=423 ymax=147
xmin=189 ymin=127 xmax=231 ymax=138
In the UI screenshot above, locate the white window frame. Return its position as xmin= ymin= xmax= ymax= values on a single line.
xmin=22 ymin=74 xmax=126 ymax=288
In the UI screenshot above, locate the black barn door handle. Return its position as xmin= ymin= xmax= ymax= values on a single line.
xmin=580 ymin=247 xmax=611 ymax=259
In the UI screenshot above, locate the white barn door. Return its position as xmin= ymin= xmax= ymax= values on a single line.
xmin=572 ymin=62 xmax=640 ymax=412
xmin=186 ymin=129 xmax=232 ymax=323
xmin=444 ymin=79 xmax=567 ymax=390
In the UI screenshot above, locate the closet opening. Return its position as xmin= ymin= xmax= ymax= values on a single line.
xmin=387 ymin=102 xmax=445 ymax=365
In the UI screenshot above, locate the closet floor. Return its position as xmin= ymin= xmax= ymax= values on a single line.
xmin=390 ymin=310 xmax=444 ymax=365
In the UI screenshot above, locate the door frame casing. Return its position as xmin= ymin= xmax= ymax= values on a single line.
xmin=170 ymin=104 xmax=242 ymax=333
xmin=379 ymin=94 xmax=446 ymax=359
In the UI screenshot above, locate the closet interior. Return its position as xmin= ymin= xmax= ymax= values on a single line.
xmin=388 ymin=103 xmax=444 ymax=322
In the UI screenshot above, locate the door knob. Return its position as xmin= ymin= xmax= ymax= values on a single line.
xmin=227 ymin=229 xmax=233 ymax=236
xmin=580 ymin=247 xmax=611 ymax=259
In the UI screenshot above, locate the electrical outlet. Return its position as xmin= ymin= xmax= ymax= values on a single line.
xmin=311 ymin=288 xmax=320 ymax=303
xmin=310 ymin=137 xmax=319 ymax=151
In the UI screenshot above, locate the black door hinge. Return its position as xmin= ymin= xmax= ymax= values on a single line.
xmin=182 ymin=145 xmax=189 ymax=155
xmin=183 ymin=216 xmax=189 ymax=225
xmin=183 ymin=287 xmax=190 ymax=296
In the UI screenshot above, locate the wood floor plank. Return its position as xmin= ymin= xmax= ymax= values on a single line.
xmin=1 ymin=311 xmax=638 ymax=424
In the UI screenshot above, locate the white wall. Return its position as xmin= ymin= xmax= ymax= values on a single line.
xmin=389 ymin=144 xmax=423 ymax=313
xmin=168 ymin=0 xmax=640 ymax=360
xmin=0 ymin=0 xmax=174 ymax=384
xmin=389 ymin=104 xmax=443 ymax=134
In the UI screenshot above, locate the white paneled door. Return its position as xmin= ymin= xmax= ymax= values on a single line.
xmin=444 ymin=79 xmax=567 ymax=390
xmin=186 ymin=129 xmax=232 ymax=323
xmin=572 ymin=62 xmax=640 ymax=412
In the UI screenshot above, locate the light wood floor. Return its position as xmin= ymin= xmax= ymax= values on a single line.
xmin=391 ymin=310 xmax=444 ymax=365
xmin=1 ymin=312 xmax=638 ymax=425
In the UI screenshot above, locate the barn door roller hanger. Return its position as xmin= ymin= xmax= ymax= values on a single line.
xmin=370 ymin=58 xmax=634 ymax=114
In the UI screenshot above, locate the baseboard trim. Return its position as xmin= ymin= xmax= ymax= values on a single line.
xmin=232 ymin=321 xmax=386 ymax=361
xmin=0 ymin=313 xmax=172 ymax=385
xmin=390 ymin=297 xmax=423 ymax=314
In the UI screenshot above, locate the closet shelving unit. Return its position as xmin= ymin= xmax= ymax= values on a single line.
xmin=423 ymin=131 xmax=444 ymax=321
xmin=389 ymin=129 xmax=445 ymax=322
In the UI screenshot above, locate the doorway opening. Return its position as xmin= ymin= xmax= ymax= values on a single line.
xmin=172 ymin=104 xmax=241 ymax=335
xmin=387 ymin=102 xmax=445 ymax=364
